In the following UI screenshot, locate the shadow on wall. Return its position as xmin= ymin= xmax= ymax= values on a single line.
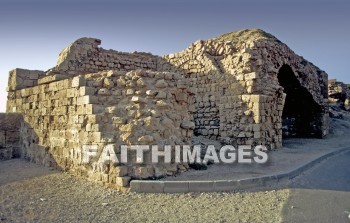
xmin=0 ymin=113 xmax=23 ymax=160
xmin=19 ymin=120 xmax=61 ymax=170
xmin=278 ymin=64 xmax=323 ymax=138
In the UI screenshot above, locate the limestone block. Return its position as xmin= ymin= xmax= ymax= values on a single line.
xmin=116 ymin=177 xmax=131 ymax=187
xmin=112 ymin=166 xmax=129 ymax=177
xmin=103 ymin=78 xmax=115 ymax=89
xmin=126 ymin=89 xmax=134 ymax=95
xmin=85 ymin=104 xmax=104 ymax=114
xmin=97 ymin=88 xmax=111 ymax=96
xmin=143 ymin=117 xmax=160 ymax=131
xmin=80 ymin=86 xmax=96 ymax=96
xmin=155 ymin=79 xmax=168 ymax=88
xmin=116 ymin=78 xmax=126 ymax=87
xmin=180 ymin=119 xmax=195 ymax=130
xmin=175 ymin=91 xmax=187 ymax=102
xmin=245 ymin=72 xmax=257 ymax=80
xmin=155 ymin=91 xmax=167 ymax=99
xmin=7 ymin=69 xmax=44 ymax=91
xmin=72 ymin=75 xmax=86 ymax=88
xmin=38 ymin=74 xmax=67 ymax=85
xmin=134 ymin=167 xmax=154 ymax=179
xmin=138 ymin=135 xmax=154 ymax=144
xmin=145 ymin=90 xmax=157 ymax=97
xmin=156 ymin=100 xmax=169 ymax=107
xmin=77 ymin=96 xmax=98 ymax=105
xmin=177 ymin=80 xmax=187 ymax=89
xmin=92 ymin=132 xmax=102 ymax=142
xmin=131 ymin=96 xmax=147 ymax=103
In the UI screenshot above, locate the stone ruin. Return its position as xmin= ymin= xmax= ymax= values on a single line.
xmin=328 ymin=79 xmax=350 ymax=111
xmin=1 ymin=29 xmax=330 ymax=189
xmin=328 ymin=79 xmax=350 ymax=119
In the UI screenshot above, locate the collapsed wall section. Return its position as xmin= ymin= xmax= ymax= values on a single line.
xmin=7 ymin=68 xmax=45 ymax=92
xmin=54 ymin=37 xmax=160 ymax=76
xmin=7 ymin=69 xmax=194 ymax=188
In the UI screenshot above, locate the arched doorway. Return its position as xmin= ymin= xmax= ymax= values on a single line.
xmin=278 ymin=65 xmax=322 ymax=138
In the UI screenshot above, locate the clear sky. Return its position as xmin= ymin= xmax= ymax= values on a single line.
xmin=1 ymin=0 xmax=349 ymax=112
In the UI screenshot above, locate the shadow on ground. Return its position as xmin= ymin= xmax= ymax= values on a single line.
xmin=0 ymin=159 xmax=58 ymax=186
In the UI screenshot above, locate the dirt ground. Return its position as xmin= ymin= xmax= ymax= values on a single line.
xmin=0 ymin=116 xmax=349 ymax=223
xmin=0 ymin=165 xmax=289 ymax=223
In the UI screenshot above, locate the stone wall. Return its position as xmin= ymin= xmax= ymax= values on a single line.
xmin=347 ymin=86 xmax=350 ymax=111
xmin=328 ymin=79 xmax=350 ymax=111
xmin=7 ymin=69 xmax=194 ymax=188
xmin=162 ymin=39 xmax=286 ymax=148
xmin=7 ymin=68 xmax=45 ymax=92
xmin=162 ymin=29 xmax=328 ymax=147
xmin=0 ymin=113 xmax=22 ymax=160
xmin=23 ymin=30 xmax=328 ymax=149
xmin=5 ymin=29 xmax=330 ymax=188
xmin=54 ymin=38 xmax=159 ymax=76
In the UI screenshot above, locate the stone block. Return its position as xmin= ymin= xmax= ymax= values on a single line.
xmin=77 ymin=96 xmax=98 ymax=105
xmin=0 ymin=131 xmax=5 ymax=146
xmin=214 ymin=180 xmax=239 ymax=192
xmin=131 ymin=96 xmax=147 ymax=103
xmin=7 ymin=68 xmax=28 ymax=91
xmin=163 ymin=181 xmax=189 ymax=193
xmin=0 ymin=113 xmax=23 ymax=131
xmin=72 ymin=75 xmax=86 ymax=88
xmin=116 ymin=177 xmax=131 ymax=187
xmin=254 ymin=131 xmax=261 ymax=139
xmin=80 ymin=86 xmax=96 ymax=96
xmin=130 ymin=181 xmax=164 ymax=193
xmin=188 ymin=181 xmax=214 ymax=192
xmin=5 ymin=131 xmax=20 ymax=144
xmin=38 ymin=74 xmax=67 ymax=85
xmin=113 ymin=166 xmax=128 ymax=177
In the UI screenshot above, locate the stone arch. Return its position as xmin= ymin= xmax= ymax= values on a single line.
xmin=277 ymin=64 xmax=323 ymax=138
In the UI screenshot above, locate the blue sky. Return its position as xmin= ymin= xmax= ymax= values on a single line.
xmin=1 ymin=0 xmax=349 ymax=112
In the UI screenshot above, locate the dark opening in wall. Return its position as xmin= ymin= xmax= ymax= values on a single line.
xmin=278 ymin=65 xmax=322 ymax=138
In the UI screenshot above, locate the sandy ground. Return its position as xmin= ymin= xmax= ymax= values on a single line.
xmin=0 ymin=116 xmax=349 ymax=222
xmin=0 ymin=163 xmax=289 ymax=223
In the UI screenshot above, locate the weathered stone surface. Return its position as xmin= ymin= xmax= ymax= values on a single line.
xmin=116 ymin=176 xmax=131 ymax=187
xmin=0 ymin=113 xmax=22 ymax=160
xmin=328 ymin=79 xmax=350 ymax=111
xmin=4 ymin=28 xmax=333 ymax=189
xmin=7 ymin=69 xmax=45 ymax=91
xmin=180 ymin=119 xmax=195 ymax=130
xmin=5 ymin=68 xmax=194 ymax=186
